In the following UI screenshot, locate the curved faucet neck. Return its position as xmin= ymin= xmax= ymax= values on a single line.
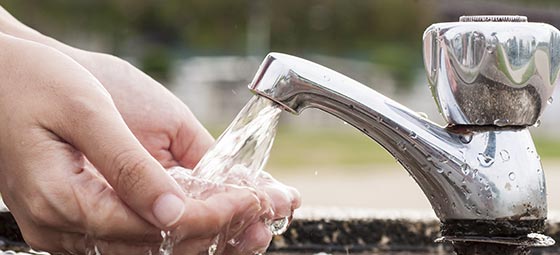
xmin=249 ymin=53 xmax=546 ymax=222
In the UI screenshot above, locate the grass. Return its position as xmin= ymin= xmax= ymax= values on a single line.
xmin=210 ymin=126 xmax=560 ymax=171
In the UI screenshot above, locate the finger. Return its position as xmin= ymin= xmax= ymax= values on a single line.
xmin=72 ymin=161 xmax=161 ymax=242
xmin=173 ymin=187 xmax=261 ymax=241
xmin=170 ymin=109 xmax=215 ymax=169
xmin=47 ymin=81 xmax=190 ymax=230
xmin=258 ymin=172 xmax=302 ymax=216
xmin=16 ymin=130 xmax=162 ymax=242
xmin=226 ymin=221 xmax=273 ymax=255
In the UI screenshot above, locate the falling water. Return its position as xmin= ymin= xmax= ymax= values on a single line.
xmin=84 ymin=96 xmax=287 ymax=255
xmin=164 ymin=95 xmax=286 ymax=254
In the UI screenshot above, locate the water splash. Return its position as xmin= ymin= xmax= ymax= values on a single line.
xmin=192 ymin=96 xmax=282 ymax=183
xmin=159 ymin=231 xmax=174 ymax=255
xmin=166 ymin=96 xmax=288 ymax=254
xmin=84 ymin=97 xmax=288 ymax=255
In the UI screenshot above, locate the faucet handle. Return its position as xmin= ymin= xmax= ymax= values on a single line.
xmin=423 ymin=16 xmax=560 ymax=126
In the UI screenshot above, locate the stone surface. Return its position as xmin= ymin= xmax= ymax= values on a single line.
xmin=3 ymin=208 xmax=560 ymax=254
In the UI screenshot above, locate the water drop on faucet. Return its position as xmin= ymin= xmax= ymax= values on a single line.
xmin=459 ymin=133 xmax=473 ymax=144
xmin=548 ymin=97 xmax=554 ymax=104
xmin=508 ymin=172 xmax=516 ymax=181
xmin=499 ymin=150 xmax=510 ymax=161
xmin=534 ymin=119 xmax=542 ymax=127
xmin=477 ymin=153 xmax=495 ymax=167
xmin=493 ymin=118 xmax=509 ymax=126
xmin=410 ymin=131 xmax=418 ymax=139
xmin=472 ymin=168 xmax=479 ymax=177
xmin=461 ymin=164 xmax=471 ymax=175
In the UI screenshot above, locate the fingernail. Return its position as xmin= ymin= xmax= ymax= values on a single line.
xmin=153 ymin=193 xmax=185 ymax=228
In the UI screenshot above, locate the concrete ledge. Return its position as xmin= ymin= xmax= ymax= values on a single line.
xmin=3 ymin=207 xmax=560 ymax=254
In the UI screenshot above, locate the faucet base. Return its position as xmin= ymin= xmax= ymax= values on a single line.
xmin=437 ymin=219 xmax=554 ymax=254
xmin=441 ymin=219 xmax=545 ymax=238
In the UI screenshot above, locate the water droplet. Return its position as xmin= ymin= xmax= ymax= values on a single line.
xmin=427 ymin=156 xmax=433 ymax=161
xmin=486 ymin=44 xmax=495 ymax=54
xmin=477 ymin=153 xmax=495 ymax=167
xmin=452 ymin=202 xmax=457 ymax=208
xmin=534 ymin=119 xmax=542 ymax=127
xmin=509 ymin=172 xmax=516 ymax=181
xmin=446 ymin=171 xmax=452 ymax=177
xmin=459 ymin=133 xmax=473 ymax=144
xmin=267 ymin=217 xmax=290 ymax=235
xmin=208 ymin=241 xmax=218 ymax=255
xmin=493 ymin=119 xmax=509 ymax=126
xmin=475 ymin=209 xmax=482 ymax=215
xmin=410 ymin=131 xmax=418 ymax=139
xmin=396 ymin=141 xmax=407 ymax=151
xmin=323 ymin=74 xmax=331 ymax=81
xmin=440 ymin=159 xmax=449 ymax=164
xmin=475 ymin=118 xmax=483 ymax=125
xmin=537 ymin=168 xmax=542 ymax=173
xmin=548 ymin=97 xmax=554 ymax=104
xmin=159 ymin=231 xmax=175 ymax=255
xmin=499 ymin=150 xmax=510 ymax=161
xmin=436 ymin=168 xmax=444 ymax=174
xmin=484 ymin=184 xmax=491 ymax=190
xmin=536 ymin=154 xmax=541 ymax=160
xmin=472 ymin=169 xmax=479 ymax=178
xmin=461 ymin=164 xmax=471 ymax=175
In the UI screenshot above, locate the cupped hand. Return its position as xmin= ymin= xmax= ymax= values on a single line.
xmin=0 ymin=6 xmax=302 ymax=253
xmin=0 ymin=33 xmax=261 ymax=254
xmin=78 ymin=51 xmax=302 ymax=254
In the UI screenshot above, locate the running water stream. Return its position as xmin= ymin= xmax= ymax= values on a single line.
xmin=164 ymin=95 xmax=287 ymax=254
xmin=85 ymin=96 xmax=288 ymax=255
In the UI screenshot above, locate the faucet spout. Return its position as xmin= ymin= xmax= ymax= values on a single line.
xmin=249 ymin=53 xmax=546 ymax=230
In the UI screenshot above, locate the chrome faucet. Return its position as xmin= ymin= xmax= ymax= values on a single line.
xmin=248 ymin=16 xmax=560 ymax=250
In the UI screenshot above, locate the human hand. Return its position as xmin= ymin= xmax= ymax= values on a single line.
xmin=70 ymin=50 xmax=302 ymax=254
xmin=0 ymin=33 xmax=261 ymax=254
xmin=0 ymin=6 xmax=302 ymax=253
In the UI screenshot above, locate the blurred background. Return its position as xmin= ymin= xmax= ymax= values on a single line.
xmin=3 ymin=0 xmax=560 ymax=212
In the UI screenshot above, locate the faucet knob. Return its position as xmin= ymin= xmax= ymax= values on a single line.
xmin=423 ymin=15 xmax=560 ymax=126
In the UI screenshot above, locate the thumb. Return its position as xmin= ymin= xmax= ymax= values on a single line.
xmin=52 ymin=94 xmax=188 ymax=230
